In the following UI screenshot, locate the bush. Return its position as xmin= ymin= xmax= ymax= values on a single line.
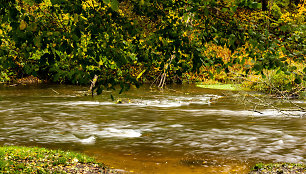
xmin=271 ymin=4 xmax=282 ymax=19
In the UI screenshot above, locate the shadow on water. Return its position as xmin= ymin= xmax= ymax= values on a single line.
xmin=0 ymin=84 xmax=305 ymax=173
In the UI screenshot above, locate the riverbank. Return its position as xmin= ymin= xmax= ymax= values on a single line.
xmin=0 ymin=146 xmax=119 ymax=173
xmin=249 ymin=163 xmax=305 ymax=174
xmin=1 ymin=146 xmax=305 ymax=174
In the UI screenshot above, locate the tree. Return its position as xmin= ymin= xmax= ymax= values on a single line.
xmin=0 ymin=0 xmax=304 ymax=97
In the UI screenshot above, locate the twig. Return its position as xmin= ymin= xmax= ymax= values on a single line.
xmin=89 ymin=75 xmax=98 ymax=96
xmin=51 ymin=88 xmax=59 ymax=94
xmin=151 ymin=53 xmax=175 ymax=89
xmin=158 ymin=54 xmax=175 ymax=88
xmin=232 ymin=72 xmax=305 ymax=116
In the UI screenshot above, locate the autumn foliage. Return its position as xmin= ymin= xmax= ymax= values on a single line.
xmin=0 ymin=0 xmax=305 ymax=95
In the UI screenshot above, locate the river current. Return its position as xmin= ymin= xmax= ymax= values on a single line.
xmin=0 ymin=84 xmax=305 ymax=173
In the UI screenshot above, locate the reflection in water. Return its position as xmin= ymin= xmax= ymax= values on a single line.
xmin=0 ymin=84 xmax=305 ymax=173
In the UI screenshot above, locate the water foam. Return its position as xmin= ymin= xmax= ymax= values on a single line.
xmin=94 ymin=128 xmax=142 ymax=138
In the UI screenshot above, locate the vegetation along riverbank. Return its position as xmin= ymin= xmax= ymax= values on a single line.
xmin=1 ymin=146 xmax=305 ymax=173
xmin=0 ymin=146 xmax=119 ymax=173
xmin=249 ymin=163 xmax=305 ymax=174
xmin=0 ymin=0 xmax=305 ymax=98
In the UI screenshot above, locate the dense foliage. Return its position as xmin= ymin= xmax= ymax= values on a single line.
xmin=0 ymin=0 xmax=305 ymax=95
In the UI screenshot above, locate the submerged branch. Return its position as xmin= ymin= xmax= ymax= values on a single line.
xmin=158 ymin=54 xmax=175 ymax=88
xmin=231 ymin=72 xmax=305 ymax=116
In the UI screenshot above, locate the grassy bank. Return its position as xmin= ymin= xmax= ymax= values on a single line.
xmin=249 ymin=163 xmax=305 ymax=174
xmin=0 ymin=146 xmax=118 ymax=173
xmin=1 ymin=146 xmax=305 ymax=173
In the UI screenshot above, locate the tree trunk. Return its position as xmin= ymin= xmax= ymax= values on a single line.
xmin=262 ymin=0 xmax=268 ymax=11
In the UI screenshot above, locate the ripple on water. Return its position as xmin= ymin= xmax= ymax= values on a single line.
xmin=0 ymin=86 xmax=305 ymax=167
xmin=93 ymin=128 xmax=142 ymax=138
xmin=179 ymin=108 xmax=305 ymax=117
xmin=169 ymin=124 xmax=184 ymax=128
xmin=40 ymin=94 xmax=221 ymax=108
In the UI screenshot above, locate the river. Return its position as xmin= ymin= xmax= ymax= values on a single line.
xmin=0 ymin=84 xmax=305 ymax=173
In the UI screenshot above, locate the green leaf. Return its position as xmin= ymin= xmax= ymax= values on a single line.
xmin=294 ymin=76 xmax=302 ymax=84
xmin=256 ymin=3 xmax=262 ymax=9
xmin=111 ymin=0 xmax=119 ymax=11
xmin=289 ymin=66 xmax=297 ymax=71
xmin=221 ymin=8 xmax=228 ymax=12
xmin=197 ymin=84 xmax=243 ymax=91
xmin=285 ymin=71 xmax=291 ymax=75
xmin=34 ymin=36 xmax=41 ymax=48
xmin=103 ymin=0 xmax=110 ymax=4
xmin=208 ymin=71 xmax=214 ymax=79
xmin=50 ymin=0 xmax=65 ymax=5
xmin=253 ymin=64 xmax=262 ymax=71
xmin=261 ymin=73 xmax=266 ymax=79
xmin=72 ymin=34 xmax=79 ymax=41
xmin=280 ymin=25 xmax=288 ymax=32
xmin=29 ymin=23 xmax=37 ymax=32
xmin=230 ymin=6 xmax=237 ymax=13
xmin=24 ymin=0 xmax=34 ymax=6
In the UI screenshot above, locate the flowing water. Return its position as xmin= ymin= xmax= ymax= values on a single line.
xmin=0 ymin=84 xmax=305 ymax=173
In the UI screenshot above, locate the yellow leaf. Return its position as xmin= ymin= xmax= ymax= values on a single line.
xmin=140 ymin=0 xmax=144 ymax=5
xmin=20 ymin=20 xmax=27 ymax=30
xmin=137 ymin=69 xmax=146 ymax=79
xmin=99 ymin=60 xmax=103 ymax=66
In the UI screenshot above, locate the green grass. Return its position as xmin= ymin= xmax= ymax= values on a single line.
xmin=249 ymin=163 xmax=305 ymax=174
xmin=196 ymin=84 xmax=247 ymax=91
xmin=0 ymin=146 xmax=115 ymax=173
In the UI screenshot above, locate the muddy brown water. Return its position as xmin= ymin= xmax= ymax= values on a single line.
xmin=0 ymin=84 xmax=305 ymax=173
